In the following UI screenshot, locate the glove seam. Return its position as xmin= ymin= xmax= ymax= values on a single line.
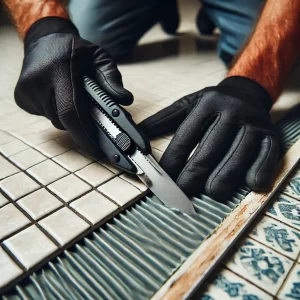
xmin=208 ymin=125 xmax=247 ymax=198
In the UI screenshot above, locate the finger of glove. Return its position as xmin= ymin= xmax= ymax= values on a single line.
xmin=176 ymin=115 xmax=236 ymax=196
xmin=160 ymin=0 xmax=180 ymax=34
xmin=159 ymin=100 xmax=213 ymax=181
xmin=93 ymin=48 xmax=133 ymax=105
xmin=205 ymin=127 xmax=259 ymax=201
xmin=246 ymin=135 xmax=279 ymax=191
xmin=139 ymin=92 xmax=199 ymax=139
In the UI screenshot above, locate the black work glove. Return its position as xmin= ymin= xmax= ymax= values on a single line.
xmin=15 ymin=17 xmax=133 ymax=159
xmin=139 ymin=76 xmax=279 ymax=200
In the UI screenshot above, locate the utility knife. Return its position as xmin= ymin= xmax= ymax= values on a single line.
xmin=84 ymin=76 xmax=196 ymax=215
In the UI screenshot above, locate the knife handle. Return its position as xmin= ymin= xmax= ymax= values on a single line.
xmin=84 ymin=76 xmax=151 ymax=154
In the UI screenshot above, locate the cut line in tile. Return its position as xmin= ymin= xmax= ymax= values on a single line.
xmin=9 ymin=148 xmax=46 ymax=170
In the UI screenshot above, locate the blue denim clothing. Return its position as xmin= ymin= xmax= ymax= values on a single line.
xmin=69 ymin=0 xmax=265 ymax=63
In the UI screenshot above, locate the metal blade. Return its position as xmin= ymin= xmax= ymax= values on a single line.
xmin=130 ymin=150 xmax=196 ymax=215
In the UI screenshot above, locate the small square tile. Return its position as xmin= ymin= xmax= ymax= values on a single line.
xmin=249 ymin=215 xmax=300 ymax=260
xmin=0 ymin=173 xmax=40 ymax=201
xmin=36 ymin=140 xmax=70 ymax=158
xmin=0 ymin=204 xmax=30 ymax=240
xmin=48 ymin=174 xmax=91 ymax=202
xmin=226 ymin=237 xmax=293 ymax=295
xmin=75 ymin=162 xmax=115 ymax=187
xmin=0 ymin=139 xmax=29 ymax=157
xmin=53 ymin=150 xmax=93 ymax=172
xmin=278 ymin=263 xmax=300 ymax=300
xmin=202 ymin=268 xmax=272 ymax=300
xmin=10 ymin=148 xmax=46 ymax=170
xmin=39 ymin=207 xmax=90 ymax=246
xmin=18 ymin=189 xmax=63 ymax=220
xmin=4 ymin=225 xmax=58 ymax=269
xmin=282 ymin=169 xmax=300 ymax=200
xmin=27 ymin=160 xmax=69 ymax=185
xmin=98 ymin=177 xmax=141 ymax=206
xmin=266 ymin=193 xmax=300 ymax=230
xmin=120 ymin=173 xmax=148 ymax=192
xmin=70 ymin=191 xmax=118 ymax=225
xmin=0 ymin=156 xmax=19 ymax=180
xmin=97 ymin=160 xmax=123 ymax=175
xmin=0 ymin=247 xmax=23 ymax=288
xmin=0 ymin=131 xmax=15 ymax=145
xmin=0 ymin=194 xmax=9 ymax=207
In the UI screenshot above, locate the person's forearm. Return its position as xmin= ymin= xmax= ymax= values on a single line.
xmin=228 ymin=0 xmax=300 ymax=102
xmin=2 ymin=0 xmax=69 ymax=39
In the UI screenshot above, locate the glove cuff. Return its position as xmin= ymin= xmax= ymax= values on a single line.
xmin=219 ymin=76 xmax=273 ymax=111
xmin=24 ymin=17 xmax=79 ymax=49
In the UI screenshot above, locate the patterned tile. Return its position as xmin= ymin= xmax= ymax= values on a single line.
xmin=0 ymin=173 xmax=40 ymax=201
xmin=201 ymin=268 xmax=272 ymax=300
xmin=4 ymin=225 xmax=58 ymax=269
xmin=282 ymin=169 xmax=300 ymax=200
xmin=249 ymin=215 xmax=300 ymax=260
xmin=266 ymin=193 xmax=300 ymax=230
xmin=18 ymin=189 xmax=62 ymax=220
xmin=0 ymin=247 xmax=23 ymax=288
xmin=0 ymin=156 xmax=19 ymax=180
xmin=39 ymin=207 xmax=90 ymax=246
xmin=226 ymin=237 xmax=293 ymax=295
xmin=0 ymin=204 xmax=30 ymax=240
xmin=75 ymin=162 xmax=115 ymax=187
xmin=48 ymin=174 xmax=91 ymax=203
xmin=70 ymin=191 xmax=118 ymax=225
xmin=9 ymin=148 xmax=46 ymax=170
xmin=278 ymin=263 xmax=300 ymax=300
xmin=27 ymin=160 xmax=69 ymax=185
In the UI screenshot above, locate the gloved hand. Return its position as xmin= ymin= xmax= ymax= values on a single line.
xmin=15 ymin=17 xmax=133 ymax=159
xmin=139 ymin=76 xmax=279 ymax=200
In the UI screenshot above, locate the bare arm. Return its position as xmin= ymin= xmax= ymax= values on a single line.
xmin=227 ymin=0 xmax=300 ymax=102
xmin=2 ymin=0 xmax=69 ymax=39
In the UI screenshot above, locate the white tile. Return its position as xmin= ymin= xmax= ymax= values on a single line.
xmin=226 ymin=237 xmax=293 ymax=295
xmin=202 ymin=268 xmax=272 ymax=300
xmin=0 ymin=139 xmax=29 ymax=157
xmin=36 ymin=140 xmax=70 ymax=158
xmin=27 ymin=160 xmax=69 ymax=185
xmin=120 ymin=173 xmax=148 ymax=192
xmin=18 ymin=189 xmax=62 ymax=220
xmin=75 ymin=162 xmax=115 ymax=187
xmin=97 ymin=160 xmax=123 ymax=175
xmin=39 ymin=207 xmax=90 ymax=246
xmin=278 ymin=263 xmax=300 ymax=299
xmin=0 ymin=247 xmax=23 ymax=288
xmin=0 ymin=156 xmax=19 ymax=180
xmin=48 ymin=174 xmax=91 ymax=202
xmin=10 ymin=148 xmax=46 ymax=170
xmin=4 ymin=225 xmax=58 ymax=269
xmin=0 ymin=203 xmax=30 ymax=240
xmin=0 ymin=194 xmax=9 ymax=207
xmin=53 ymin=150 xmax=93 ymax=172
xmin=98 ymin=177 xmax=141 ymax=206
xmin=0 ymin=173 xmax=40 ymax=201
xmin=0 ymin=131 xmax=15 ymax=145
xmin=249 ymin=215 xmax=300 ymax=260
xmin=70 ymin=191 xmax=118 ymax=225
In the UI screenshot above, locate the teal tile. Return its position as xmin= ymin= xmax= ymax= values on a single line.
xmin=266 ymin=193 xmax=300 ymax=230
xmin=201 ymin=268 xmax=272 ymax=300
xmin=282 ymin=169 xmax=300 ymax=200
xmin=278 ymin=263 xmax=300 ymax=300
xmin=226 ymin=237 xmax=293 ymax=295
xmin=249 ymin=215 xmax=300 ymax=260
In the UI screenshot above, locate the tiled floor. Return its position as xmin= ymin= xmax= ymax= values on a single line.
xmin=1 ymin=0 xmax=300 ymax=293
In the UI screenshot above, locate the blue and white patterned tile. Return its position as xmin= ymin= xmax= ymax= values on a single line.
xmin=265 ymin=193 xmax=300 ymax=230
xmin=249 ymin=215 xmax=300 ymax=260
xmin=201 ymin=268 xmax=272 ymax=300
xmin=278 ymin=263 xmax=300 ymax=300
xmin=226 ymin=237 xmax=293 ymax=295
xmin=282 ymin=169 xmax=300 ymax=201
